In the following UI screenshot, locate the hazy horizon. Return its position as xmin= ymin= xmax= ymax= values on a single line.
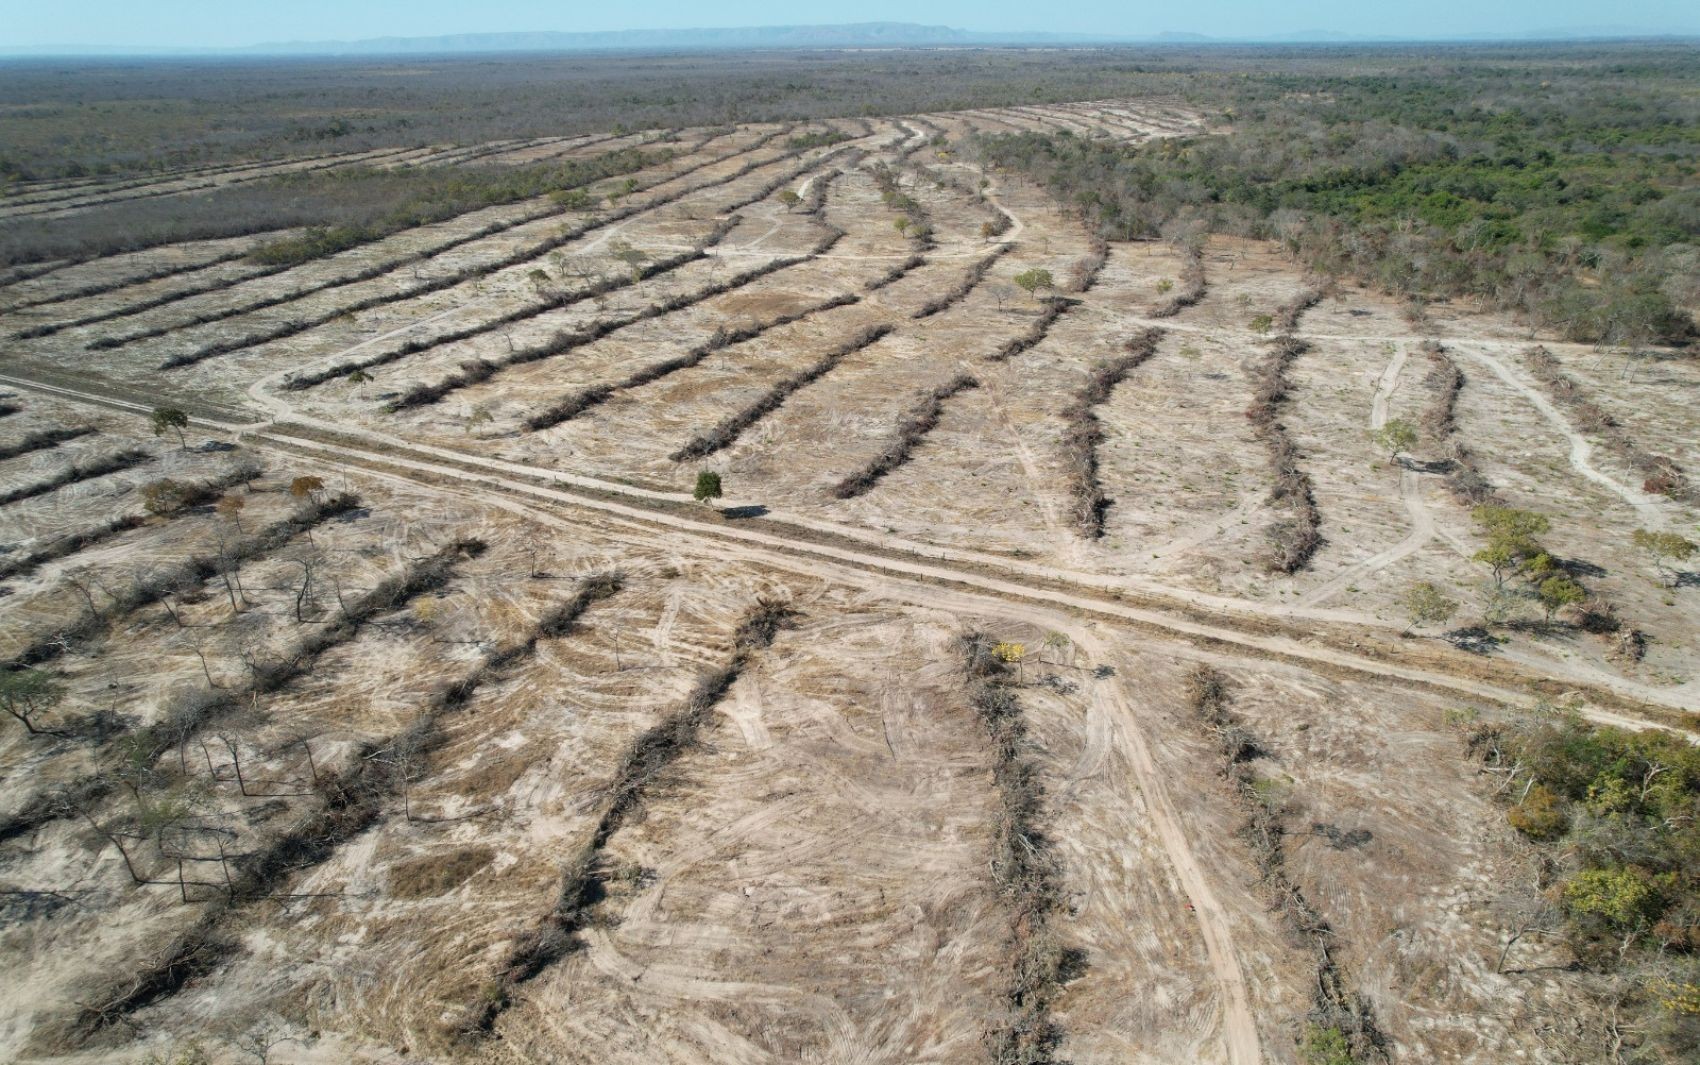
xmin=6 ymin=1 xmax=1697 ymax=52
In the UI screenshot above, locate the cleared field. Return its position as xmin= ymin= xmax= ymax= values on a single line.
xmin=0 ymin=96 xmax=1694 ymax=1065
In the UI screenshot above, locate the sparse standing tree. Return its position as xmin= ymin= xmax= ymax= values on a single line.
xmin=142 ymin=478 xmax=194 ymax=516
xmin=150 ymin=406 xmax=190 ymax=450
xmin=609 ymin=240 xmax=648 ymax=281
xmin=216 ymin=494 xmax=246 ymax=532
xmin=1630 ymin=528 xmax=1696 ymax=588
xmin=1013 ymin=268 xmax=1054 ymax=302
xmin=0 ymin=669 xmax=67 ymax=736
xmin=1538 ymin=574 xmax=1587 ymax=621
xmin=693 ymin=470 xmax=723 ymax=507
xmin=1042 ymin=631 xmax=1071 ymax=666
xmin=289 ymin=475 xmax=326 ymax=503
xmin=1371 ymin=418 xmax=1419 ymax=462
xmin=993 ymin=641 xmax=1027 ymax=684
xmin=288 ymin=556 xmax=316 ymax=623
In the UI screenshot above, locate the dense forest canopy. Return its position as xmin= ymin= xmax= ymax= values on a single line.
xmin=971 ymin=49 xmax=1700 ymax=345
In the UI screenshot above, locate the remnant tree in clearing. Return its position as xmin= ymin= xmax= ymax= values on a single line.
xmin=149 ymin=406 xmax=189 ymax=449
xmin=693 ymin=470 xmax=723 ymax=506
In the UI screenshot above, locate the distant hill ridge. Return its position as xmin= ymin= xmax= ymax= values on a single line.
xmin=251 ymin=22 xmax=1102 ymax=55
xmin=6 ymin=21 xmax=1695 ymax=57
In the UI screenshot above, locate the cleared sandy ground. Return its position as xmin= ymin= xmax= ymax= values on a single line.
xmin=0 ymin=97 xmax=1693 ymax=1065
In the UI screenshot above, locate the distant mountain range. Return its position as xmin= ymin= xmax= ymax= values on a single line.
xmin=4 ymin=21 xmax=1695 ymax=58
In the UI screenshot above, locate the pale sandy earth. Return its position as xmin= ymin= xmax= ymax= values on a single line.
xmin=0 ymin=99 xmax=1694 ymax=1065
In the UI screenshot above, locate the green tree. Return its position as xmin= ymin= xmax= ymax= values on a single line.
xmin=1538 ymin=574 xmax=1587 ymax=621
xmin=0 ymin=669 xmax=66 ymax=736
xmin=1472 ymin=506 xmax=1550 ymax=585
xmin=149 ymin=406 xmax=189 ymax=449
xmin=1402 ymin=580 xmax=1457 ymax=628
xmin=1013 ymin=268 xmax=1055 ymax=301
xmin=1371 ymin=417 xmax=1418 ymax=461
xmin=778 ymin=188 xmax=802 ymax=211
xmin=609 ymin=240 xmax=648 ymax=281
xmin=1631 ymin=528 xmax=1696 ymax=588
xmin=693 ymin=470 xmax=723 ymax=506
xmin=1249 ymin=313 xmax=1274 ymax=335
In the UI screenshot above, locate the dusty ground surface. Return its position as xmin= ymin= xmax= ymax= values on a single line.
xmin=0 ymin=100 xmax=1695 ymax=1065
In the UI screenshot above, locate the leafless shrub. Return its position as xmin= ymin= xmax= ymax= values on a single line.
xmin=1271 ymin=285 xmax=1325 ymax=333
xmin=138 ymin=133 xmax=816 ymax=368
xmin=958 ymin=633 xmax=1072 ymax=1064
xmin=864 ymin=253 xmax=926 ymax=292
xmin=6 ymin=491 xmax=358 ymax=672
xmin=1063 ymin=237 xmax=1109 ymax=294
xmin=1183 ymin=665 xmax=1387 ymax=1063
xmin=1420 ymin=341 xmax=1462 ymax=439
xmin=361 ymin=214 xmax=739 ymax=389
xmin=987 ymin=296 xmax=1074 ymax=363
xmin=0 ymin=514 xmax=145 ymax=583
xmin=520 ymin=260 xmax=844 ymax=429
xmin=1419 ymin=342 xmax=1505 ymax=506
xmin=70 ymin=137 xmax=787 ymax=355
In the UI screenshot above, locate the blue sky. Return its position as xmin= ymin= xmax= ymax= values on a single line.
xmin=5 ymin=0 xmax=1695 ymax=48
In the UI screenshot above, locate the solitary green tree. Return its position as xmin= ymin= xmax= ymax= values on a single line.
xmin=693 ymin=470 xmax=723 ymax=507
xmin=778 ymin=188 xmax=802 ymax=212
xmin=1538 ymin=574 xmax=1587 ymax=621
xmin=0 ymin=669 xmax=66 ymax=736
xmin=1013 ymin=268 xmax=1055 ymax=301
xmin=609 ymin=240 xmax=648 ymax=281
xmin=1371 ymin=418 xmax=1419 ymax=461
xmin=1630 ymin=528 xmax=1696 ymax=587
xmin=1472 ymin=506 xmax=1551 ymax=586
xmin=150 ymin=406 xmax=189 ymax=449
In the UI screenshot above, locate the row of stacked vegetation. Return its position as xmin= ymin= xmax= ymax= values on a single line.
xmin=1 ymin=144 xmax=668 ymax=267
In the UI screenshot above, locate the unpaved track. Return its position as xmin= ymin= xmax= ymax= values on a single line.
xmin=1072 ymin=628 xmax=1262 ymax=1065
xmin=2 ymin=368 xmax=1689 ymax=734
xmin=1461 ymin=345 xmax=1673 ymax=530
xmin=1300 ymin=344 xmax=1465 ymax=607
xmin=305 ymin=455 xmax=1264 ymax=1063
